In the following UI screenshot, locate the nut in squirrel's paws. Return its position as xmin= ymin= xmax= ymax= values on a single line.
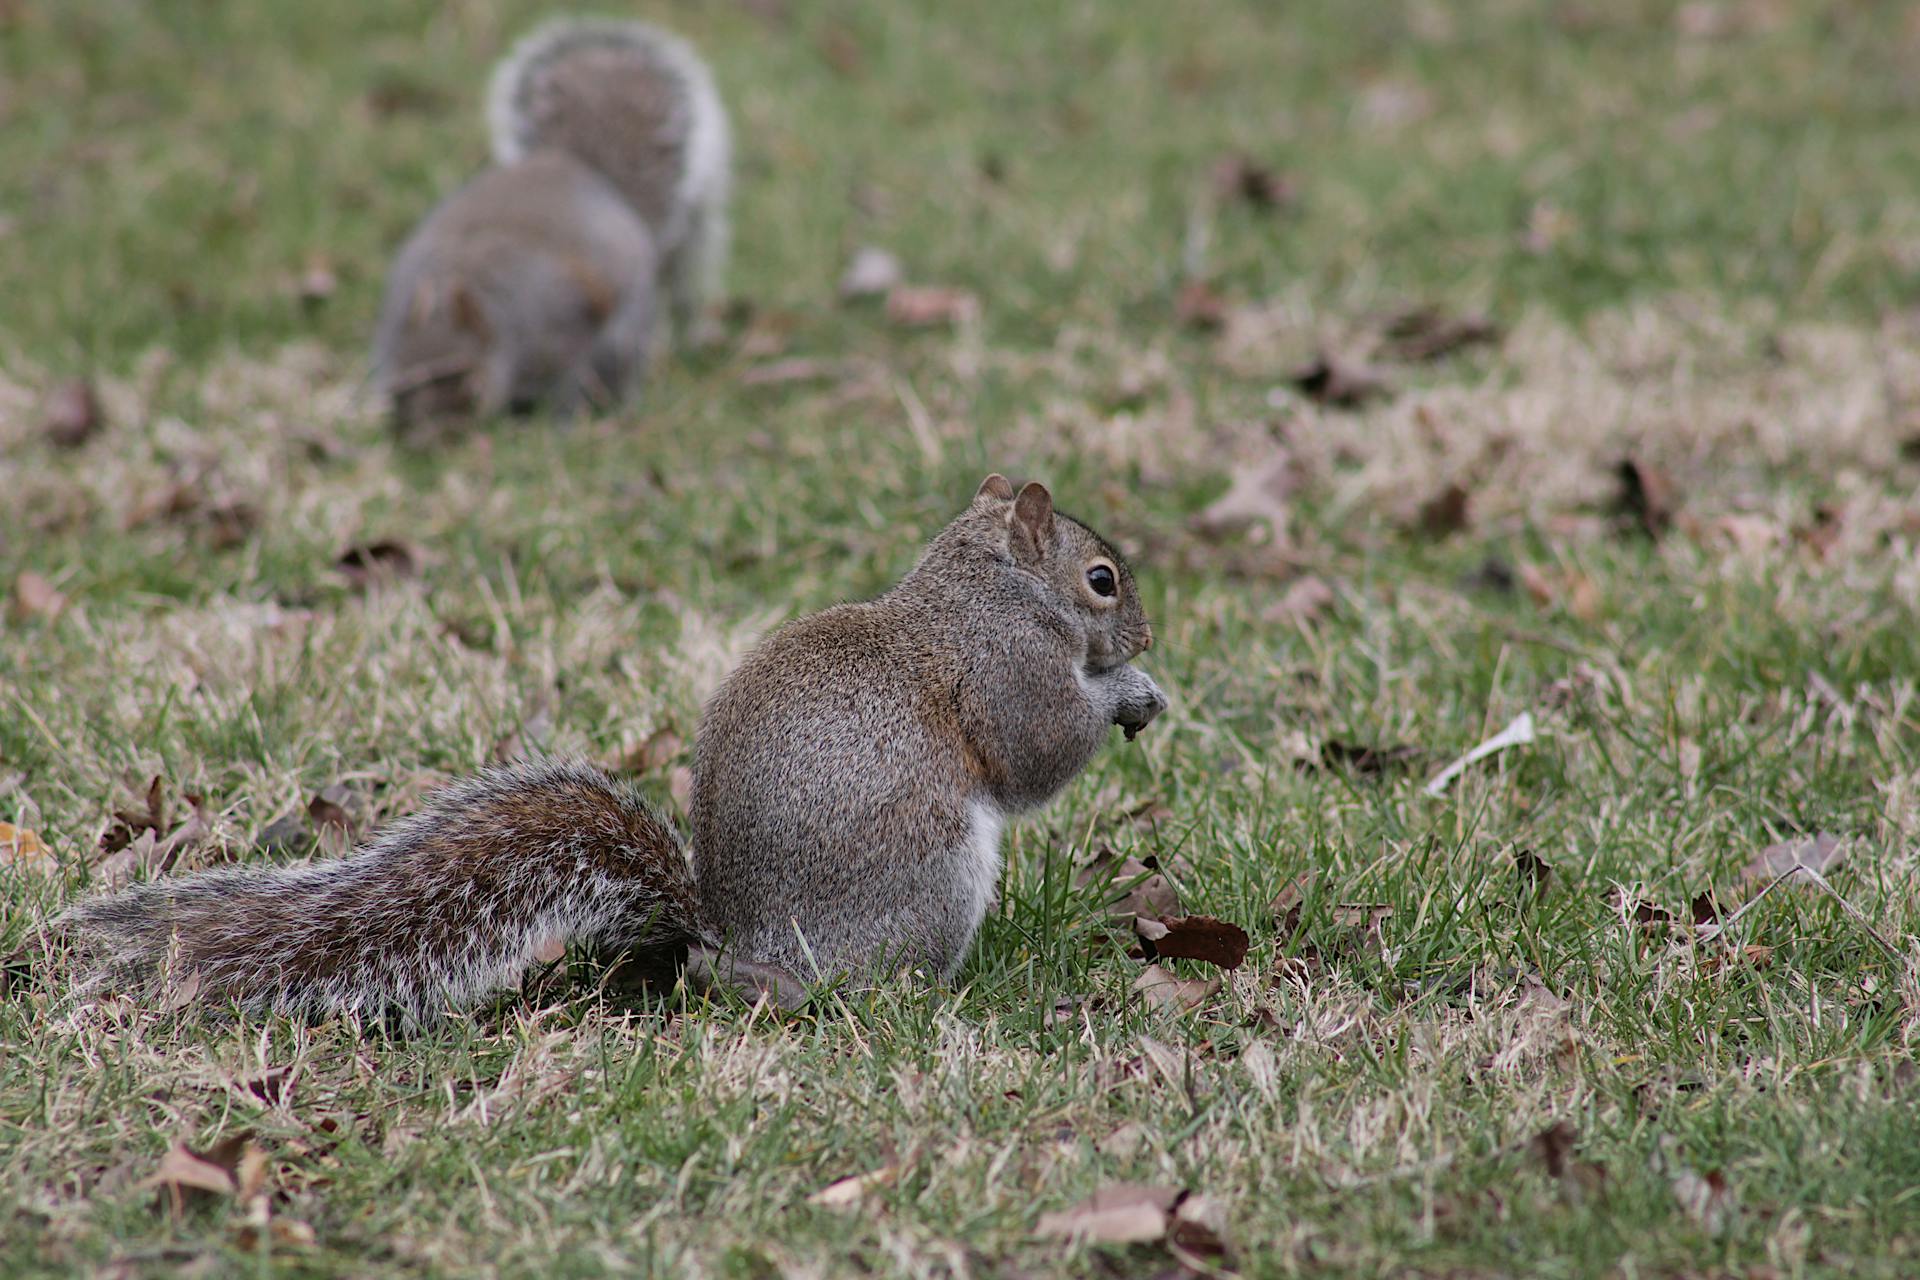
xmin=1116 ymin=670 xmax=1170 ymax=741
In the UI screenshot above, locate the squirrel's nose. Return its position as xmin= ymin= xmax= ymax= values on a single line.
xmin=1140 ymin=626 xmax=1154 ymax=652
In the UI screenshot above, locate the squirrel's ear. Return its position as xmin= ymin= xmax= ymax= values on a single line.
xmin=975 ymin=473 xmax=1015 ymax=503
xmin=1008 ymin=481 xmax=1055 ymax=563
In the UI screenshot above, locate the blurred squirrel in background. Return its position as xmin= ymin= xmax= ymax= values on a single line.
xmin=370 ymin=18 xmax=730 ymax=436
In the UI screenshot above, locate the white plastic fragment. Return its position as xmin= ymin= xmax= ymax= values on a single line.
xmin=1424 ymin=712 xmax=1536 ymax=797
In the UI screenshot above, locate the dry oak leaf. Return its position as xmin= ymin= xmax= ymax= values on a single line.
xmin=1615 ymin=457 xmax=1676 ymax=537
xmin=1191 ymin=451 xmax=1295 ymax=541
xmin=1131 ymin=963 xmax=1220 ymax=1014
xmin=335 ymin=539 xmax=422 ymax=589
xmin=1312 ymin=738 xmax=1427 ymax=776
xmin=1078 ymin=848 xmax=1183 ymax=924
xmin=808 ymin=1161 xmax=902 ymax=1209
xmin=1035 ymin=1184 xmax=1181 ymax=1244
xmin=1743 ymin=832 xmax=1846 ymax=886
xmin=142 ymin=1133 xmax=257 ymax=1217
xmin=42 ymin=378 xmax=104 ymax=447
xmin=1210 ymin=154 xmax=1298 ymax=211
xmin=1417 ymin=482 xmax=1471 ymax=537
xmin=1290 ymin=352 xmax=1389 ymax=407
xmin=604 ymin=727 xmax=683 ymax=775
xmin=0 ymin=822 xmax=51 ymax=868
xmin=306 ymin=783 xmax=363 ymax=838
xmin=11 ymin=570 xmax=68 ymax=623
xmin=1379 ymin=305 xmax=1499 ymax=363
xmin=885 ymin=285 xmax=978 ymax=329
xmin=1136 ymin=915 xmax=1250 ymax=970
xmin=1610 ymin=886 xmax=1677 ymax=929
xmin=1175 ymin=279 xmax=1228 ymax=332
xmin=1262 ymin=573 xmax=1334 ymax=626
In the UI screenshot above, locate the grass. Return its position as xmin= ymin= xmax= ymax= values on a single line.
xmin=4 ymin=0 xmax=1920 ymax=1274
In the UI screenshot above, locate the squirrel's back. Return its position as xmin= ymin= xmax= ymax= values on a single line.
xmin=487 ymin=18 xmax=730 ymax=264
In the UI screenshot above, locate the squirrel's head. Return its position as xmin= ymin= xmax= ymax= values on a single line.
xmin=383 ymin=280 xmax=494 ymax=437
xmin=966 ymin=473 xmax=1154 ymax=671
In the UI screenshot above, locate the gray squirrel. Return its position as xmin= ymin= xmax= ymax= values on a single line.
xmin=371 ymin=18 xmax=730 ymax=434
xmin=61 ymin=477 xmax=1170 ymax=1022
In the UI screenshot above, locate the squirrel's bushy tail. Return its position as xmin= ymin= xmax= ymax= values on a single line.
xmin=61 ymin=760 xmax=702 ymax=1025
xmin=486 ymin=18 xmax=730 ymax=270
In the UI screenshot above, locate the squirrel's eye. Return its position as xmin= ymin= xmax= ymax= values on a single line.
xmin=1086 ymin=563 xmax=1118 ymax=598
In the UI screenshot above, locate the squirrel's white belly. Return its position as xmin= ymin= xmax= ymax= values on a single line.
xmin=959 ymin=798 xmax=1005 ymax=933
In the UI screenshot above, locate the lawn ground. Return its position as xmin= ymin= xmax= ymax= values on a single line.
xmin=4 ymin=1 xmax=1920 ymax=1275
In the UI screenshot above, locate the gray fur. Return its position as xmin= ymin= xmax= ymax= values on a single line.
xmin=373 ymin=18 xmax=730 ymax=432
xmin=60 ymin=479 xmax=1169 ymax=1019
xmin=693 ymin=476 xmax=1166 ymax=981
xmin=62 ymin=759 xmax=700 ymax=1026
xmin=487 ymin=17 xmax=730 ymax=344
xmin=371 ymin=153 xmax=659 ymax=435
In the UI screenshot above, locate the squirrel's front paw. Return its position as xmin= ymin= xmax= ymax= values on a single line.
xmin=1113 ymin=670 xmax=1169 ymax=741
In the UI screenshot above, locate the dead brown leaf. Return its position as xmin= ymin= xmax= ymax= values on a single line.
xmin=808 ymin=1161 xmax=902 ymax=1209
xmin=1175 ymin=279 xmax=1228 ymax=332
xmin=1044 ymin=993 xmax=1108 ymax=1030
xmin=11 ymin=570 xmax=68 ymax=623
xmin=1169 ymin=1191 xmax=1229 ymax=1260
xmin=1611 ymin=887 xmax=1678 ymax=929
xmin=1417 ymin=482 xmax=1472 ymax=537
xmin=1514 ymin=848 xmax=1553 ymax=899
xmin=1710 ymin=513 xmax=1782 ymax=557
xmin=1379 ymin=306 xmax=1500 ymax=362
xmin=336 ymin=539 xmax=422 ymax=589
xmin=1672 ymin=1164 xmax=1735 ymax=1234
xmin=1191 ymin=451 xmax=1295 ymax=541
xmin=99 ymin=775 xmax=168 ymax=855
xmin=1210 ymin=154 xmax=1297 ymax=211
xmin=1035 ymin=1184 xmax=1181 ymax=1243
xmin=1311 ymin=739 xmax=1426 ymax=776
xmin=42 ymin=378 xmax=103 ymax=448
xmin=1701 ymin=943 xmax=1775 ymax=974
xmin=1136 ymin=915 xmax=1250 ymax=970
xmin=256 ymin=813 xmax=314 ymax=858
xmin=1331 ymin=902 xmax=1394 ymax=932
xmin=120 ymin=474 xmax=203 ymax=531
xmin=1615 ymin=458 xmax=1676 ymax=537
xmin=1743 ymin=832 xmax=1846 ymax=885
xmin=0 ymin=821 xmax=51 ymax=869
xmin=306 ymin=783 xmax=363 ymax=839
xmin=1291 ymin=352 xmax=1390 ymax=407
xmin=1518 ymin=563 xmax=1600 ymax=621
xmin=1528 ymin=1121 xmax=1608 ymax=1197
xmin=142 ymin=1133 xmax=255 ymax=1217
xmin=95 ymin=777 xmax=213 ymax=879
xmin=1268 ymin=873 xmax=1311 ymax=933
xmin=1078 ymin=848 xmax=1183 ymax=924
xmin=1131 ymin=963 xmax=1220 ymax=1014
xmin=1529 ymin=1121 xmax=1576 ymax=1179
xmin=1261 ymin=574 xmax=1335 ymax=626
xmin=885 ymin=285 xmax=978 ymax=329
xmin=604 ymin=727 xmax=684 ymax=775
